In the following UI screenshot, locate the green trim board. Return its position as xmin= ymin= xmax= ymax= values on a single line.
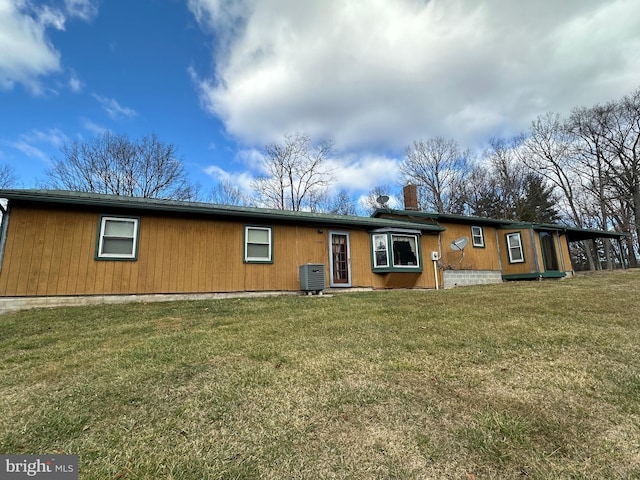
xmin=502 ymin=272 xmax=567 ymax=281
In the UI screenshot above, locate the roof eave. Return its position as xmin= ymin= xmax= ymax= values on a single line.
xmin=0 ymin=189 xmax=443 ymax=233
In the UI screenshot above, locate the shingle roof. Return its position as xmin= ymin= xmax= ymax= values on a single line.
xmin=372 ymin=208 xmax=626 ymax=240
xmin=0 ymin=189 xmax=444 ymax=233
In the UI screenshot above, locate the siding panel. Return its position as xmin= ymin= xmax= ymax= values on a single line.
xmin=1 ymin=205 xmax=441 ymax=296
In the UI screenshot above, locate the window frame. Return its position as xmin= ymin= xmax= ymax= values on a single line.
xmin=95 ymin=215 xmax=140 ymax=261
xmin=370 ymin=230 xmax=422 ymax=272
xmin=372 ymin=233 xmax=390 ymax=268
xmin=505 ymin=232 xmax=525 ymax=264
xmin=244 ymin=225 xmax=273 ymax=263
xmin=471 ymin=225 xmax=485 ymax=248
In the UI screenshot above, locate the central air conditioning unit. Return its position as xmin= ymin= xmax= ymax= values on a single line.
xmin=299 ymin=264 xmax=325 ymax=295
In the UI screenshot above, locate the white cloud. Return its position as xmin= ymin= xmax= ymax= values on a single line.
xmin=22 ymin=128 xmax=68 ymax=147
xmin=36 ymin=5 xmax=66 ymax=30
xmin=204 ymin=163 xmax=255 ymax=194
xmin=68 ymin=70 xmax=83 ymax=92
xmin=189 ymin=0 xmax=640 ymax=154
xmin=92 ymin=94 xmax=138 ymax=120
xmin=64 ymin=0 xmax=98 ymax=21
xmin=5 ymin=127 xmax=68 ymax=163
xmin=81 ymin=118 xmax=109 ymax=135
xmin=0 ymin=0 xmax=63 ymax=93
xmin=9 ymin=141 xmax=49 ymax=162
xmin=0 ymin=0 xmax=98 ymax=93
xmin=328 ymin=154 xmax=402 ymax=193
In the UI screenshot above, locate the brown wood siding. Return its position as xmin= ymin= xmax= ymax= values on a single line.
xmin=0 ymin=205 xmax=439 ymax=297
xmin=438 ymin=222 xmax=501 ymax=271
xmin=559 ymin=233 xmax=572 ymax=272
xmin=500 ymin=228 xmax=539 ymax=275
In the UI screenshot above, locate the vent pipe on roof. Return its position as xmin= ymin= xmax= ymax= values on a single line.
xmin=403 ymin=184 xmax=418 ymax=211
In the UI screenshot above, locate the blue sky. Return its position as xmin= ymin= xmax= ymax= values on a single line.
xmin=2 ymin=0 xmax=224 ymax=192
xmin=2 ymin=0 xmax=640 ymax=207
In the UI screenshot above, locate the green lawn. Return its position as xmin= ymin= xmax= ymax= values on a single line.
xmin=1 ymin=270 xmax=639 ymax=479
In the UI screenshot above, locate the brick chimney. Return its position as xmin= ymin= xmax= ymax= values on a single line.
xmin=403 ymin=184 xmax=418 ymax=211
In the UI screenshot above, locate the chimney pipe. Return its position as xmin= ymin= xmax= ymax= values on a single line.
xmin=403 ymin=184 xmax=418 ymax=211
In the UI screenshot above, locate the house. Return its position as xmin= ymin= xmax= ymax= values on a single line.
xmin=0 ymin=189 xmax=444 ymax=312
xmin=0 ymin=188 xmax=625 ymax=312
xmin=374 ymin=185 xmax=627 ymax=288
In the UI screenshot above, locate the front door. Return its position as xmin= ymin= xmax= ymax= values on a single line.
xmin=330 ymin=232 xmax=351 ymax=287
xmin=539 ymin=231 xmax=559 ymax=271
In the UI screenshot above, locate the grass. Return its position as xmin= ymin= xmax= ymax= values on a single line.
xmin=1 ymin=270 xmax=640 ymax=479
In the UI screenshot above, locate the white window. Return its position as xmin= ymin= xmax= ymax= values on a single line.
xmin=506 ymin=232 xmax=524 ymax=263
xmin=371 ymin=231 xmax=421 ymax=270
xmin=471 ymin=226 xmax=485 ymax=247
xmin=372 ymin=234 xmax=389 ymax=268
xmin=391 ymin=234 xmax=420 ymax=267
xmin=97 ymin=216 xmax=139 ymax=260
xmin=245 ymin=226 xmax=272 ymax=263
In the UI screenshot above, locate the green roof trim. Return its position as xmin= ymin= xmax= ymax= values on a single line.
xmin=372 ymin=208 xmax=626 ymax=241
xmin=0 ymin=189 xmax=444 ymax=233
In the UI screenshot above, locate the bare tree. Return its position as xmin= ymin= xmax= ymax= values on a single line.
xmin=46 ymin=132 xmax=197 ymax=201
xmin=321 ymin=189 xmax=357 ymax=215
xmin=208 ymin=179 xmax=252 ymax=206
xmin=598 ymin=88 xmax=640 ymax=264
xmin=400 ymin=137 xmax=470 ymax=213
xmin=564 ymin=89 xmax=640 ymax=267
xmin=567 ymin=105 xmax=621 ymax=269
xmin=0 ymin=163 xmax=19 ymax=189
xmin=251 ymin=133 xmax=335 ymax=211
xmin=466 ymin=137 xmax=527 ymax=220
xmin=518 ymin=113 xmax=583 ymax=223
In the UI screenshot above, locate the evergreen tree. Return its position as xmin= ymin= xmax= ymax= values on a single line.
xmin=515 ymin=173 xmax=560 ymax=223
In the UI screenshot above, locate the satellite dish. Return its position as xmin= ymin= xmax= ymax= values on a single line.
xmin=450 ymin=236 xmax=469 ymax=251
xmin=376 ymin=195 xmax=390 ymax=207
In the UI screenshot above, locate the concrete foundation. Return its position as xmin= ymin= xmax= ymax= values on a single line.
xmin=443 ymin=269 xmax=503 ymax=289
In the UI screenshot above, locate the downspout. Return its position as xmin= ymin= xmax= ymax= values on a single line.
xmin=494 ymin=228 xmax=503 ymax=273
xmin=0 ymin=200 xmax=9 ymax=274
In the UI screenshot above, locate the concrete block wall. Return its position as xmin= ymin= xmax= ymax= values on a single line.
xmin=443 ymin=270 xmax=503 ymax=289
xmin=0 ymin=291 xmax=299 ymax=315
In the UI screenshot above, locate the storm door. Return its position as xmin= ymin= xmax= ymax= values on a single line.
xmin=539 ymin=231 xmax=559 ymax=272
xmin=330 ymin=232 xmax=351 ymax=287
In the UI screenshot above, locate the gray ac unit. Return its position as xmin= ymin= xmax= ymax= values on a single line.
xmin=299 ymin=264 xmax=325 ymax=294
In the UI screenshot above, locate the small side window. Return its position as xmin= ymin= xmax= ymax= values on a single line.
xmin=96 ymin=216 xmax=139 ymax=260
xmin=244 ymin=226 xmax=273 ymax=263
xmin=372 ymin=234 xmax=389 ymax=268
xmin=506 ymin=232 xmax=524 ymax=263
xmin=471 ymin=226 xmax=485 ymax=248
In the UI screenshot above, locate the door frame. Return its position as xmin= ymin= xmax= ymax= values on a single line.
xmin=539 ymin=231 xmax=559 ymax=272
xmin=329 ymin=231 xmax=352 ymax=287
